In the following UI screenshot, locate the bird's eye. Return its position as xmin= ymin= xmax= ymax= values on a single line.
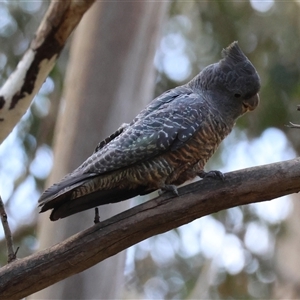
xmin=234 ymin=93 xmax=241 ymax=98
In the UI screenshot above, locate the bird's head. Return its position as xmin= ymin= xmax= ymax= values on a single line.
xmin=219 ymin=41 xmax=260 ymax=114
xmin=191 ymin=41 xmax=261 ymax=119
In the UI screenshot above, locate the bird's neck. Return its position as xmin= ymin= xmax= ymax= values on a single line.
xmin=204 ymin=90 xmax=243 ymax=126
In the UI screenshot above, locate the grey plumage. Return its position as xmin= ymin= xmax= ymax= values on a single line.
xmin=39 ymin=41 xmax=261 ymax=221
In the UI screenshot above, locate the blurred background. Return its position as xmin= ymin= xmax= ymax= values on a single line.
xmin=1 ymin=0 xmax=300 ymax=299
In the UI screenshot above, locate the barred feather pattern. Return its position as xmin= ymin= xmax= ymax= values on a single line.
xmin=71 ymin=109 xmax=231 ymax=198
xmin=38 ymin=41 xmax=261 ymax=220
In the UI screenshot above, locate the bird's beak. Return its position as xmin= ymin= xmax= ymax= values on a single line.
xmin=242 ymin=93 xmax=260 ymax=112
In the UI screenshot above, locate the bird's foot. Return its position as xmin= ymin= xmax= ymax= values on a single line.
xmin=94 ymin=207 xmax=100 ymax=224
xmin=159 ymin=184 xmax=179 ymax=196
xmin=198 ymin=170 xmax=225 ymax=181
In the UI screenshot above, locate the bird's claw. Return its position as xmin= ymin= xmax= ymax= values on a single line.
xmin=159 ymin=184 xmax=179 ymax=196
xmin=198 ymin=170 xmax=225 ymax=181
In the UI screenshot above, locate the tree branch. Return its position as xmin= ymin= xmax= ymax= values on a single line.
xmin=0 ymin=196 xmax=17 ymax=263
xmin=0 ymin=0 xmax=95 ymax=144
xmin=0 ymin=158 xmax=300 ymax=299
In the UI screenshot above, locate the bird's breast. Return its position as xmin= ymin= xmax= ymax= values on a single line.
xmin=125 ymin=117 xmax=232 ymax=190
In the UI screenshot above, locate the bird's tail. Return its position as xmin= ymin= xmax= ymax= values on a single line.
xmin=48 ymin=187 xmax=147 ymax=220
xmin=38 ymin=172 xmax=150 ymax=221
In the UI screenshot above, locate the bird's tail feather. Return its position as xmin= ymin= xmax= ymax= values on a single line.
xmin=38 ymin=172 xmax=151 ymax=220
xmin=48 ymin=186 xmax=149 ymax=221
xmin=38 ymin=172 xmax=96 ymax=211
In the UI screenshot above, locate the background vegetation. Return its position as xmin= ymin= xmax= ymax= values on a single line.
xmin=1 ymin=1 xmax=300 ymax=298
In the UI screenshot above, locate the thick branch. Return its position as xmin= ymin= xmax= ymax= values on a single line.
xmin=1 ymin=158 xmax=300 ymax=299
xmin=0 ymin=0 xmax=95 ymax=143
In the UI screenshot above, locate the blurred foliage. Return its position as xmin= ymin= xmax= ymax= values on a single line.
xmin=0 ymin=0 xmax=300 ymax=299
xmin=127 ymin=1 xmax=300 ymax=299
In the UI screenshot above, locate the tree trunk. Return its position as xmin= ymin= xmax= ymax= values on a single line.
xmin=31 ymin=1 xmax=168 ymax=299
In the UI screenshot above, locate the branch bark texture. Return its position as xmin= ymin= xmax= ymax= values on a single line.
xmin=1 ymin=158 xmax=300 ymax=299
xmin=0 ymin=0 xmax=95 ymax=143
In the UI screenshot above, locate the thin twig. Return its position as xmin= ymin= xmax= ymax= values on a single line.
xmin=287 ymin=105 xmax=300 ymax=128
xmin=286 ymin=121 xmax=300 ymax=128
xmin=0 ymin=196 xmax=16 ymax=263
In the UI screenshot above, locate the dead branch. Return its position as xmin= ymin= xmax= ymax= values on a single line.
xmin=286 ymin=122 xmax=300 ymax=128
xmin=0 ymin=158 xmax=300 ymax=299
xmin=0 ymin=0 xmax=95 ymax=144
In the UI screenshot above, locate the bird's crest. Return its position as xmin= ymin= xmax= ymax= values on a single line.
xmin=221 ymin=41 xmax=248 ymax=63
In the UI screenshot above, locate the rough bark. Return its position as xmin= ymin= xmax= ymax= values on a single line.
xmin=30 ymin=1 xmax=169 ymax=299
xmin=1 ymin=158 xmax=300 ymax=299
xmin=0 ymin=0 xmax=95 ymax=144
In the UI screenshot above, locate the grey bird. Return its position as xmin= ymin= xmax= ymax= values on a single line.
xmin=39 ymin=41 xmax=260 ymax=221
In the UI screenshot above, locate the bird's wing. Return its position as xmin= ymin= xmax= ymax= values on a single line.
xmin=132 ymin=85 xmax=189 ymax=121
xmin=93 ymin=123 xmax=129 ymax=153
xmin=90 ymin=86 xmax=186 ymax=154
xmin=79 ymin=87 xmax=208 ymax=175
xmin=39 ymin=87 xmax=208 ymax=208
xmin=39 ymin=125 xmax=130 ymax=207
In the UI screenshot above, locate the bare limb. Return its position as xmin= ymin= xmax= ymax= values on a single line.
xmin=286 ymin=122 xmax=300 ymax=128
xmin=0 ymin=0 xmax=96 ymax=144
xmin=287 ymin=105 xmax=300 ymax=128
xmin=0 ymin=158 xmax=300 ymax=299
xmin=0 ymin=196 xmax=16 ymax=263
